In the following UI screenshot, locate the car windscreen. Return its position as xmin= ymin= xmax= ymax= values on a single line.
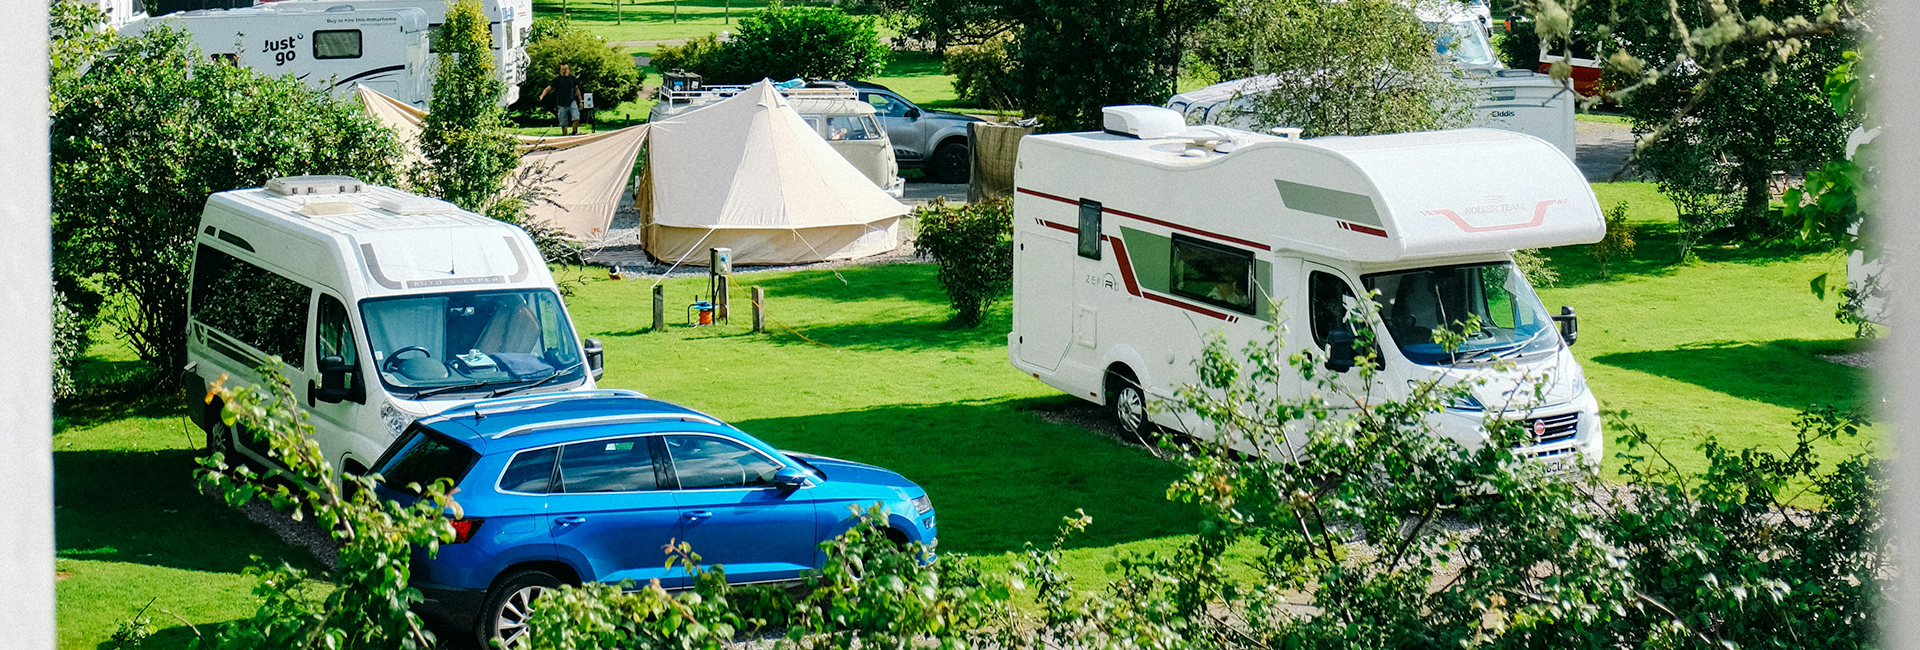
xmin=1363 ymin=262 xmax=1557 ymax=367
xmin=359 ymin=289 xmax=586 ymax=399
xmin=377 ymin=428 xmax=479 ymax=495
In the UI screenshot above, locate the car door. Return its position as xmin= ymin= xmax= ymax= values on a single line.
xmin=544 ymin=435 xmax=687 ymax=588
xmin=663 ymin=434 xmax=819 ymax=584
xmin=861 ymin=91 xmax=925 ymax=161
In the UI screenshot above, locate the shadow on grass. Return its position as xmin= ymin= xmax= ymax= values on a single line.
xmin=1541 ymin=221 xmax=1847 ymax=290
xmin=113 ymin=624 xmax=211 ymax=650
xmin=1590 ymin=338 xmax=1867 ymax=412
xmin=57 ymin=447 xmax=315 ymax=575
xmin=730 ymin=398 xmax=1196 ymax=555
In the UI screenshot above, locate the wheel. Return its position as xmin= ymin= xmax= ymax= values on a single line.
xmin=1110 ymin=376 xmax=1154 ymax=440
xmin=929 ymin=141 xmax=969 ymax=184
xmin=206 ymin=418 xmax=258 ymax=473
xmin=477 ymin=569 xmax=562 ymax=649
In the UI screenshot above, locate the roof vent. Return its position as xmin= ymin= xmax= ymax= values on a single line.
xmin=378 ymin=195 xmax=457 ymax=215
xmin=1102 ymin=105 xmax=1189 ymax=140
xmin=266 ymin=175 xmax=366 ymax=196
xmin=298 ymin=201 xmax=360 ymax=217
xmin=1270 ymin=127 xmax=1304 ymax=141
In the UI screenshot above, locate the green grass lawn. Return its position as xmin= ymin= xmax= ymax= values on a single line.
xmin=55 ymin=180 xmax=1873 ymax=647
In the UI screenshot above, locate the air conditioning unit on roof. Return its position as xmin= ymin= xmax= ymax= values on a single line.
xmin=267 ymin=175 xmax=366 ymax=196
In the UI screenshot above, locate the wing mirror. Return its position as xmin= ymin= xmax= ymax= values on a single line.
xmin=1551 ymin=306 xmax=1579 ymax=347
xmin=905 ymin=107 xmax=921 ymax=119
xmin=1324 ymin=328 xmax=1357 ymax=373
xmin=310 ymin=354 xmax=365 ymax=405
xmin=584 ymin=337 xmax=605 ymax=381
xmin=773 ymin=466 xmax=810 ymax=491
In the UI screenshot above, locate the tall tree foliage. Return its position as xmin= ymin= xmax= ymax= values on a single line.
xmin=1190 ymin=0 xmax=1474 ymax=136
xmin=415 ymin=0 xmax=520 ymax=218
xmin=647 ymin=4 xmax=890 ymax=84
xmin=50 ymin=20 xmax=402 ymax=374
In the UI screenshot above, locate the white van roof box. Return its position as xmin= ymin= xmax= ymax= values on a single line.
xmin=1102 ymin=105 xmax=1189 ymax=139
xmin=267 ymin=175 xmax=366 ymax=196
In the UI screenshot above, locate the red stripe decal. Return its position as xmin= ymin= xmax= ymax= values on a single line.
xmin=1036 ymin=218 xmax=1078 ymax=234
xmin=1103 ymin=236 xmax=1142 ymax=297
xmin=1423 ymin=199 xmax=1564 ymax=233
xmin=1142 ymin=292 xmax=1231 ymax=321
xmin=1016 ymin=187 xmax=1271 ymax=251
xmin=1339 ymin=222 xmax=1390 ymax=238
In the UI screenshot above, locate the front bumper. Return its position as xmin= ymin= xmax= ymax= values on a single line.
xmin=1431 ymin=390 xmax=1602 ymax=467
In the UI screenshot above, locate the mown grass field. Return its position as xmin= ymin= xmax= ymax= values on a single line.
xmin=54 ymin=181 xmax=1873 ymax=647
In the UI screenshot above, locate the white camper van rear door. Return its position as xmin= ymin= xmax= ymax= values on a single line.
xmin=1016 ymin=232 xmax=1074 ymax=371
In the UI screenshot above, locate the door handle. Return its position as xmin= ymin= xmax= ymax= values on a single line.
xmin=554 ymin=516 xmax=587 ymax=526
xmin=683 ymin=510 xmax=713 ymax=521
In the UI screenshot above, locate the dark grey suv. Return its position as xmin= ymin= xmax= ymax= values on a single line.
xmin=831 ymin=80 xmax=983 ymax=183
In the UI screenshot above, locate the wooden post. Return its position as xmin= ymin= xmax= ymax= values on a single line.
xmin=714 ymin=275 xmax=730 ymax=323
xmin=652 ymin=285 xmax=665 ymax=332
xmin=751 ymin=287 xmax=765 ymax=333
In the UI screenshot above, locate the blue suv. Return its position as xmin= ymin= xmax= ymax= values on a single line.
xmin=369 ymin=390 xmax=938 ymax=647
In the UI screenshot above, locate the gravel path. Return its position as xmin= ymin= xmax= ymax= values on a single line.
xmin=1576 ymin=120 xmax=1639 ymax=182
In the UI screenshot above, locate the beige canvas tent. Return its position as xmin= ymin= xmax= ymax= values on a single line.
xmin=355 ymin=87 xmax=650 ymax=242
xmin=641 ymin=81 xmax=910 ymax=266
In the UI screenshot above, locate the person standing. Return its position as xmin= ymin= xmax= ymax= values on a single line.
xmin=538 ymin=64 xmax=583 ymax=135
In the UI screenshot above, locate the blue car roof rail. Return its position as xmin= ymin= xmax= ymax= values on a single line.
xmin=489 ymin=412 xmax=727 ymax=440
xmin=444 ymin=389 xmax=649 ymax=419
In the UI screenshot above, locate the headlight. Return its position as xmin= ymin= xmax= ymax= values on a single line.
xmin=1569 ymin=372 xmax=1588 ymax=400
xmin=912 ymin=494 xmax=933 ymax=514
xmin=1415 ymin=380 xmax=1483 ymax=411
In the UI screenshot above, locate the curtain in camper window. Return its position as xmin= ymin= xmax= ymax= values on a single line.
xmin=313 ymin=30 xmax=363 ymax=60
xmin=362 ymin=297 xmax=447 ymax=365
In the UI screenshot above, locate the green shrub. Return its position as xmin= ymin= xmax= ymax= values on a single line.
xmin=515 ymin=31 xmax=646 ymax=117
xmin=913 ymin=197 xmax=1014 ymax=326
xmin=526 ymin=14 xmax=578 ymax=45
xmin=1591 ymin=200 xmax=1637 ymax=279
xmin=650 ymin=33 xmax=727 ymax=79
xmin=717 ymin=3 xmax=889 ymax=82
xmin=51 ymin=285 xmax=88 ymax=400
xmin=944 ymin=36 xmax=1016 ymax=111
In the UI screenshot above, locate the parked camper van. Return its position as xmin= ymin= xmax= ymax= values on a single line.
xmin=261 ymin=0 xmax=534 ymax=105
xmin=125 ymin=4 xmax=432 ymax=106
xmin=1009 ymin=107 xmax=1605 ymax=464
xmin=184 ymin=176 xmax=607 ymax=481
xmin=651 ymin=81 xmax=907 ymax=196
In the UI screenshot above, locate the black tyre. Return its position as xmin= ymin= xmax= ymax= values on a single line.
xmin=477 ymin=569 xmax=562 ymax=649
xmin=1109 ymin=371 xmax=1154 ymax=440
xmin=929 ymin=141 xmax=970 ymax=183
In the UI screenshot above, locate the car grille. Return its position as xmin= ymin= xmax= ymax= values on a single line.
xmin=1523 ymin=412 xmax=1580 ymax=457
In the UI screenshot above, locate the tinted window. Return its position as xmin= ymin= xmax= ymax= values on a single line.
xmin=316 ymin=293 xmax=359 ymax=374
xmin=313 ymin=30 xmax=362 ymax=60
xmin=1077 ymin=199 xmax=1102 ymax=260
xmin=824 ymin=115 xmax=880 ymax=141
xmin=1169 ymin=235 xmax=1256 ymax=314
xmin=558 ymin=437 xmax=658 ymax=493
xmin=665 ymin=435 xmax=780 ymax=489
xmin=379 ymin=430 xmax=478 ymax=494
xmin=1309 ymin=271 xmax=1358 ymax=347
xmin=499 ymin=447 xmax=557 ymax=493
xmin=191 ymin=243 xmax=310 ymax=366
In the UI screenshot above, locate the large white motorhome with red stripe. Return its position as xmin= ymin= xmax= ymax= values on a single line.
xmin=1008 ymin=106 xmax=1607 ymax=464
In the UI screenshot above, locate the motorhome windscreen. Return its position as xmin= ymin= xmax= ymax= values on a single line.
xmin=359 ymin=289 xmax=585 ymax=399
xmin=1429 ymin=20 xmax=1497 ymax=68
xmin=1362 ymin=262 xmax=1557 ymax=366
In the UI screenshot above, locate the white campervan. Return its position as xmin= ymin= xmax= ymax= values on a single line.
xmin=184 ymin=176 xmax=606 ymax=480
xmin=124 ymin=4 xmax=432 ymax=106
xmin=263 ymin=0 xmax=534 ymax=105
xmin=1009 ymin=107 xmax=1605 ymax=464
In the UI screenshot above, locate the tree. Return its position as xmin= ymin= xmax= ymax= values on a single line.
xmin=714 ymin=3 xmax=891 ymax=83
xmin=515 ymin=29 xmax=646 ymax=119
xmin=50 ymin=23 xmax=402 ymax=374
xmin=415 ymin=0 xmax=520 ymax=218
xmin=1191 ymin=0 xmax=1474 ymax=136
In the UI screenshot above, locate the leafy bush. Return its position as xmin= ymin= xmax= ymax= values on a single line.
xmin=1639 ymin=133 xmax=1743 ymax=261
xmin=515 ymin=31 xmax=646 ymax=117
xmin=1591 ymin=200 xmax=1637 ymax=279
xmin=1512 ymin=248 xmax=1560 ymax=287
xmin=51 ymin=22 xmax=402 ymax=374
xmin=1495 ymin=18 xmax=1542 ymax=70
xmin=650 ymin=34 xmax=726 ymax=79
xmin=944 ymin=35 xmax=1017 ymax=111
xmin=51 ymin=285 xmax=88 ymax=400
xmin=715 ymin=3 xmax=890 ymax=82
xmin=913 ymin=197 xmax=1013 ymax=326
xmin=526 ymin=14 xmax=577 ymax=45
xmin=414 ymin=0 xmax=520 ymax=215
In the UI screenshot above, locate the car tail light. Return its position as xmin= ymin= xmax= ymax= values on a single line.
xmin=449 ymin=518 xmax=485 ymax=544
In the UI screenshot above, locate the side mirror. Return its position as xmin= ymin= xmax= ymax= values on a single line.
xmin=1324 ymin=328 xmax=1357 ymax=373
xmin=583 ymin=337 xmax=605 ymax=381
xmin=773 ymin=466 xmax=809 ymax=491
xmin=904 ymin=107 xmax=921 ymax=119
xmin=1551 ymin=306 xmax=1579 ymax=347
xmin=310 ymin=354 xmax=363 ymax=405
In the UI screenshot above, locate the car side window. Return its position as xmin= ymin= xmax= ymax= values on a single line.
xmin=664 ymin=435 xmax=780 ymax=489
xmin=862 ymin=92 xmax=906 ymax=117
xmin=499 ymin=446 xmax=557 ymax=493
xmin=557 ymin=437 xmax=658 ymax=493
xmin=1309 ymin=271 xmax=1359 ymax=347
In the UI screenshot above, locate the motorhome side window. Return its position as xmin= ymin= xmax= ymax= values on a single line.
xmin=317 ymin=294 xmax=359 ymax=374
xmin=1077 ymin=200 xmax=1101 ymax=260
xmin=313 ymin=30 xmax=362 ymax=60
xmin=1168 ymin=235 xmax=1254 ymax=313
xmin=1308 ymin=271 xmax=1359 ymax=347
xmin=190 ymin=244 xmax=310 ymax=366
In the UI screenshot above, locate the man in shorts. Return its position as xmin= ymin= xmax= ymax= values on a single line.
xmin=538 ymin=64 xmax=584 ymax=135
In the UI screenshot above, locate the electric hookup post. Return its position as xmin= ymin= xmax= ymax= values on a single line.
xmin=710 ymin=247 xmax=732 ymax=323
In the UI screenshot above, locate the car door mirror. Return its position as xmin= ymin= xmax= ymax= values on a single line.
xmin=584 ymin=337 xmax=604 ymax=380
xmin=773 ymin=466 xmax=809 ymax=491
xmin=1551 ymin=306 xmax=1579 ymax=347
xmin=905 ymin=107 xmax=921 ymax=119
xmin=1324 ymin=328 xmax=1357 ymax=373
xmin=311 ymin=354 xmax=363 ymax=405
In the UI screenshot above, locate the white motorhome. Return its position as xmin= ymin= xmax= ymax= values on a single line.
xmin=1009 ymin=107 xmax=1605 ymax=464
xmin=93 ymin=0 xmax=150 ymax=29
xmin=1166 ymin=3 xmax=1576 ymax=160
xmin=125 ymin=4 xmax=432 ymax=106
xmin=184 ymin=176 xmax=607 ymax=480
xmin=261 ymin=0 xmax=534 ymax=105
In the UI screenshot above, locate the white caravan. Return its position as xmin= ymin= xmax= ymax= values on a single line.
xmin=125 ymin=4 xmax=432 ymax=106
xmin=1008 ymin=107 xmax=1606 ymax=464
xmin=261 ymin=0 xmax=534 ymax=105
xmin=1166 ymin=3 xmax=1576 ymax=160
xmin=92 ymin=0 xmax=150 ymax=29
xmin=184 ymin=175 xmax=607 ymax=481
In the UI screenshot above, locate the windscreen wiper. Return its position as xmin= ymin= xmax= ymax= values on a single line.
xmin=488 ymin=362 xmax=585 ymax=398
xmin=412 ymin=380 xmax=492 ymax=399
